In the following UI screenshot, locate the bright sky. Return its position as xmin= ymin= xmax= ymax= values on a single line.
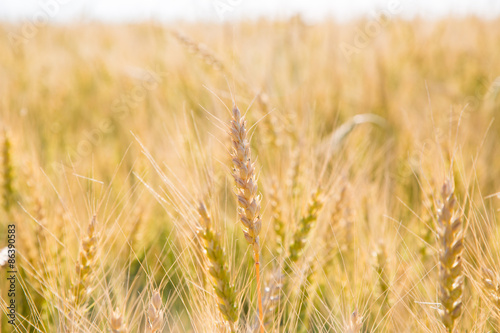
xmin=1 ymin=0 xmax=499 ymax=23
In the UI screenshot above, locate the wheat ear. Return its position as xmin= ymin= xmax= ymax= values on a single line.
xmin=482 ymin=267 xmax=500 ymax=306
xmin=2 ymin=131 xmax=14 ymax=214
xmin=269 ymin=179 xmax=285 ymax=254
xmin=323 ymin=185 xmax=347 ymax=270
xmin=229 ymin=105 xmax=264 ymax=333
xmin=287 ymin=188 xmax=323 ymax=270
xmin=482 ymin=267 xmax=500 ymax=330
xmin=147 ymin=291 xmax=163 ymax=333
xmin=71 ymin=215 xmax=98 ymax=308
xmin=260 ymin=268 xmax=283 ymax=330
xmin=436 ymin=181 xmax=464 ymax=332
xmin=345 ymin=309 xmax=363 ymax=333
xmin=110 ymin=308 xmax=127 ymax=333
xmin=374 ymin=242 xmax=390 ymax=315
xmin=170 ymin=30 xmax=225 ymax=71
xmin=197 ymin=202 xmax=239 ymax=332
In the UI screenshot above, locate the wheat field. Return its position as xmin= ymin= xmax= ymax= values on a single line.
xmin=1 ymin=16 xmax=500 ymax=332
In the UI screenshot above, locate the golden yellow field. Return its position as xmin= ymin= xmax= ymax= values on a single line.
xmin=1 ymin=17 xmax=500 ymax=332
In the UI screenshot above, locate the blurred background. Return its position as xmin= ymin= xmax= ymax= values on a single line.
xmin=2 ymin=0 xmax=500 ymax=23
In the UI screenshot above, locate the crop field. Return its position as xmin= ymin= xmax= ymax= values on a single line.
xmin=1 ymin=16 xmax=500 ymax=332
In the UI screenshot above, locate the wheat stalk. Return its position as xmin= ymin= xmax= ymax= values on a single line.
xmin=436 ymin=180 xmax=464 ymax=332
xmin=228 ymin=105 xmax=264 ymax=333
xmin=197 ymin=202 xmax=238 ymax=332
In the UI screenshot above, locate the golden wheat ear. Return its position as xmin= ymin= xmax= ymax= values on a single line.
xmin=70 ymin=215 xmax=98 ymax=309
xmin=287 ymin=188 xmax=323 ymax=269
xmin=481 ymin=267 xmax=500 ymax=306
xmin=2 ymin=131 xmax=15 ymax=214
xmin=147 ymin=291 xmax=163 ymax=333
xmin=345 ymin=309 xmax=363 ymax=333
xmin=436 ymin=180 xmax=464 ymax=332
xmin=269 ymin=178 xmax=285 ymax=254
xmin=228 ymin=105 xmax=264 ymax=332
xmin=374 ymin=242 xmax=390 ymax=313
xmin=110 ymin=308 xmax=127 ymax=333
xmin=170 ymin=29 xmax=225 ymax=72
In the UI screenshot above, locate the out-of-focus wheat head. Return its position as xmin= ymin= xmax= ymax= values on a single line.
xmin=2 ymin=131 xmax=14 ymax=214
xmin=110 ymin=308 xmax=127 ymax=333
xmin=374 ymin=242 xmax=390 ymax=314
xmin=288 ymin=188 xmax=323 ymax=266
xmin=345 ymin=310 xmax=363 ymax=333
xmin=71 ymin=215 xmax=98 ymax=308
xmin=481 ymin=267 xmax=500 ymax=306
xmin=269 ymin=178 xmax=285 ymax=254
xmin=436 ymin=180 xmax=464 ymax=332
xmin=197 ymin=202 xmax=239 ymax=332
xmin=147 ymin=291 xmax=163 ymax=333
